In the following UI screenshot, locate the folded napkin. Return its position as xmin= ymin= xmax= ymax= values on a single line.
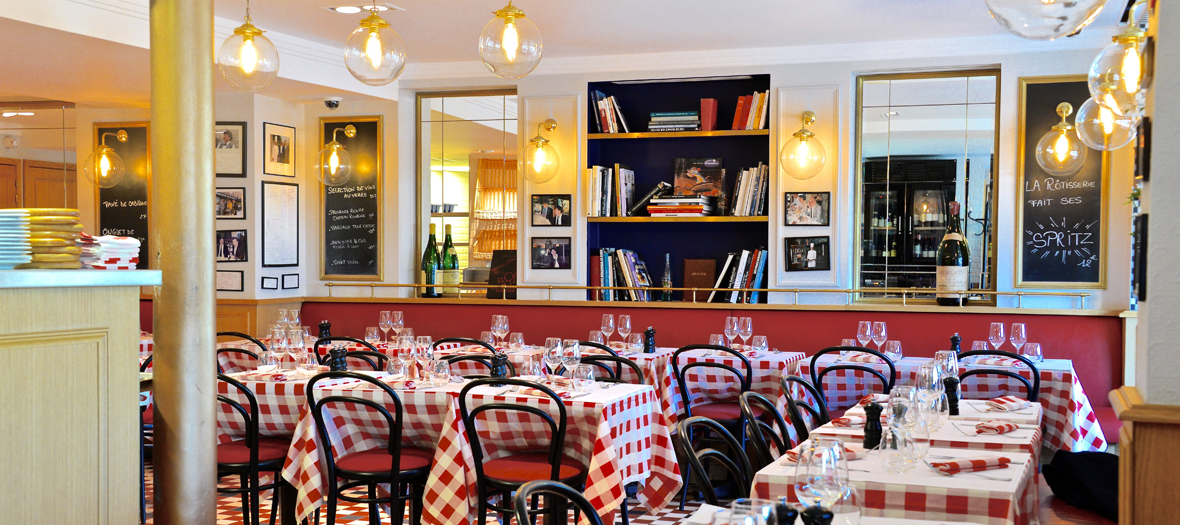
xmin=929 ymin=457 xmax=1011 ymax=475
xmin=783 ymin=444 xmax=864 ymax=464
xmin=377 ymin=379 xmax=415 ymax=390
xmin=832 ymin=416 xmax=866 ymax=428
xmin=519 ymin=387 xmax=572 ymax=399
xmin=974 ymin=357 xmax=1025 ymax=367
xmin=976 ymin=420 xmax=1019 ymax=435
xmin=843 ymin=354 xmax=884 ymax=364
xmin=985 ymin=396 xmax=1033 ymax=412
xmin=237 ymin=371 xmax=288 ymax=382
xmin=746 ymin=351 xmax=759 ymax=358
xmin=858 ymin=394 xmax=890 ymax=406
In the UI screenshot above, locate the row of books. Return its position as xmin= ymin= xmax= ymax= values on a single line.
xmin=648 ymin=111 xmax=700 ymax=132
xmin=708 ymin=248 xmax=769 ymax=304
xmin=646 ymin=195 xmax=714 ymax=218
xmin=590 ymin=90 xmax=631 ymax=134
xmin=732 ymin=90 xmax=770 ymax=130
xmin=730 ymin=162 xmax=770 ymax=216
xmin=589 ymin=248 xmax=652 ymax=302
xmin=585 ymin=164 xmax=636 ymax=217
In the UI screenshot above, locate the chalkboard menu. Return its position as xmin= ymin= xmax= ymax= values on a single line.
xmin=1017 ymin=79 xmax=1106 ymax=287
xmin=96 ymin=123 xmax=151 ymax=269
xmin=321 ymin=117 xmax=382 ymax=280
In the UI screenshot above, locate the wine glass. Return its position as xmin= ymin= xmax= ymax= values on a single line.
xmin=379 ymin=311 xmax=393 ymax=343
xmin=398 ymin=335 xmax=415 ymax=366
xmin=601 ymin=314 xmax=616 ymax=343
xmin=737 ymin=317 xmax=753 ymax=350
xmin=1010 ymin=323 xmax=1027 ymax=354
xmin=288 ymin=328 xmax=306 ymax=367
xmin=915 ymin=362 xmax=941 ymax=399
xmin=415 ymin=336 xmax=433 ymax=372
xmin=287 ymin=309 xmax=301 ymax=331
xmin=561 ymin=339 xmax=581 ymax=373
xmin=491 ymin=315 xmax=509 ymax=345
xmin=884 ymin=340 xmax=902 ymax=361
xmin=391 ymin=311 xmax=404 ymax=338
xmin=724 ymin=316 xmax=739 ymax=348
xmin=544 ymin=338 xmax=563 ymax=375
xmin=270 ymin=327 xmax=288 ymax=370
xmin=870 ymin=322 xmax=887 ymax=352
xmin=276 ymin=309 xmax=288 ymax=328
xmin=793 ymin=438 xmax=849 ymax=509
xmin=989 ymin=322 xmax=1005 ymax=351
xmin=879 ymin=426 xmax=915 ymax=473
xmin=856 ymin=321 xmax=872 ymax=348
xmin=1022 ymin=342 xmax=1043 ymax=363
xmin=750 ymin=335 xmax=768 ymax=355
xmin=365 ymin=327 xmax=382 ymax=349
xmin=508 ymin=332 xmax=525 ymax=352
xmin=617 ymin=314 xmax=632 ymax=343
xmin=588 ymin=330 xmax=605 ymax=345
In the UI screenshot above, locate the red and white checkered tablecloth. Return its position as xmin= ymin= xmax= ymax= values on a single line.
xmin=797 ymin=356 xmax=1105 ymax=452
xmin=215 ymin=374 xmax=362 ymax=444
xmin=809 ymin=421 xmax=1044 ymax=469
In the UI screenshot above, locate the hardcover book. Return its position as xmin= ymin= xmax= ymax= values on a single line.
xmin=673 ymin=157 xmax=726 ymax=200
xmin=684 ymin=258 xmax=717 ymax=303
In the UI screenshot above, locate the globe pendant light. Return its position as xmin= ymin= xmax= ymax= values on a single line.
xmin=780 ymin=111 xmax=826 ymax=180
xmin=217 ymin=0 xmax=280 ymax=92
xmin=1035 ymin=103 xmax=1087 ymax=176
xmin=983 ymin=0 xmax=1108 ymax=41
xmin=1088 ymin=27 xmax=1147 ymax=117
xmin=344 ymin=8 xmax=407 ymax=86
xmin=316 ymin=125 xmax=357 ymax=187
xmin=1075 ymin=96 xmax=1137 ymax=151
xmin=478 ymin=1 xmax=543 ymax=80
xmin=83 ymin=130 xmax=128 ymax=188
xmin=524 ymin=119 xmax=559 ymax=184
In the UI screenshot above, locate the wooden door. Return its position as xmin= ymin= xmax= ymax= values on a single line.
xmin=22 ymin=160 xmax=76 ymax=209
xmin=0 ymin=158 xmax=18 ymax=208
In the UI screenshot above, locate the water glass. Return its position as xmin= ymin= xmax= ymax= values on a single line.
xmin=856 ymin=321 xmax=872 ymax=347
xmin=617 ymin=314 xmax=632 ymax=341
xmin=708 ymin=334 xmax=725 ymax=356
xmin=889 ymin=386 xmax=918 ymax=429
xmin=364 ymin=327 xmax=382 ymax=348
xmin=561 ymin=339 xmax=581 ymax=371
xmin=922 ymin=392 xmax=950 ymax=432
xmin=729 ymin=498 xmax=773 ymax=525
xmin=909 ymin=418 xmax=931 ymax=461
xmin=914 ymin=363 xmax=941 ymax=400
xmin=601 ymin=314 xmax=616 ymax=342
xmin=750 ymin=335 xmax=768 ymax=354
xmin=402 ymin=327 xmax=414 ymax=340
xmin=878 ymin=426 xmax=915 ymax=473
xmin=1022 ymin=342 xmax=1043 ymax=362
xmin=971 ymin=340 xmax=989 ymax=351
xmin=870 ymin=322 xmax=887 ymax=351
xmin=508 ymin=332 xmax=525 ymax=352
xmin=258 ymin=350 xmax=281 ymax=373
xmin=724 ymin=316 xmax=739 ymax=348
xmin=884 ymin=340 xmax=902 ymax=360
xmin=287 ymin=309 xmax=301 ymax=330
xmin=379 ymin=311 xmax=393 ymax=342
xmin=480 ymin=331 xmax=496 ymax=346
xmin=428 ymin=359 xmax=450 ymax=387
xmin=299 ymin=350 xmax=319 ymax=373
xmin=386 ymin=357 xmax=407 ymax=379
xmin=520 ymin=356 xmax=544 ymax=381
xmin=793 ymin=438 xmax=850 ymax=509
xmin=626 ymin=333 xmax=643 ymax=354
xmin=544 ymin=338 xmax=563 ymax=374
xmin=841 ymin=338 xmax=857 ymax=347
xmin=1010 ymin=323 xmax=1027 ymax=353
xmin=588 ymin=330 xmax=605 ymax=344
xmin=830 ymin=485 xmax=863 ymax=525
xmin=989 ymin=322 xmax=1005 ymax=351
xmin=572 ymin=364 xmax=595 ymax=393
xmin=277 ymin=309 xmax=288 ymax=326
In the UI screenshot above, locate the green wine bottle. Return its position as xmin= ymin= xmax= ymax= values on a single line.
xmin=421 ymin=223 xmax=441 ymax=298
xmin=936 ymin=201 xmax=970 ymax=306
xmin=440 ymin=224 xmax=460 ymax=294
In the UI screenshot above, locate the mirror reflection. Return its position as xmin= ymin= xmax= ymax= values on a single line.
xmin=0 ymin=99 xmax=76 ymax=209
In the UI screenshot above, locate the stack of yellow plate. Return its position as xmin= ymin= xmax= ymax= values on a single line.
xmin=15 ymin=208 xmax=83 ymax=269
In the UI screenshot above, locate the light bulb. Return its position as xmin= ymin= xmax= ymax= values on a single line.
xmin=343 ymin=11 xmax=406 ymax=86
xmin=1123 ymin=46 xmax=1141 ymax=93
xmin=780 ymin=111 xmax=826 ymax=180
xmin=316 ymin=144 xmax=353 ymax=186
xmin=83 ymin=142 xmax=127 ymax=188
xmin=1035 ymin=102 xmax=1087 ymax=176
xmin=1088 ymin=29 xmax=1146 ymax=116
xmin=240 ymin=37 xmax=258 ymax=74
xmin=503 ymin=20 xmax=519 ymax=62
xmin=532 ymin=144 xmax=546 ymax=170
xmin=1099 ymin=105 xmax=1114 ymax=135
xmin=329 ymin=149 xmax=340 ymax=175
xmin=1075 ymin=96 xmax=1137 ymax=151
xmin=365 ymin=29 xmax=382 ymax=69
xmin=99 ymin=153 xmax=112 ymax=178
xmin=217 ymin=17 xmax=279 ymax=92
xmin=479 ymin=2 xmax=543 ymax=79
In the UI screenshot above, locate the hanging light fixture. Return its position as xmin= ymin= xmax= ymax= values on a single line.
xmin=1088 ymin=27 xmax=1147 ymax=117
xmin=83 ymin=130 xmax=128 ymax=188
xmin=780 ymin=111 xmax=826 ymax=180
xmin=1034 ymin=103 xmax=1087 ymax=176
xmin=478 ymin=1 xmax=543 ymax=80
xmin=1075 ymin=96 xmax=1137 ymax=151
xmin=343 ymin=7 xmax=407 ymax=86
xmin=524 ymin=119 xmax=558 ymax=184
xmin=315 ymin=125 xmax=357 ymax=187
xmin=217 ymin=0 xmax=280 ymax=92
xmin=983 ymin=0 xmax=1108 ymax=40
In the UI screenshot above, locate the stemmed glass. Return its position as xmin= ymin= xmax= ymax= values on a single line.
xmin=737 ymin=317 xmax=753 ymax=350
xmin=544 ymin=338 xmax=563 ymax=375
xmin=415 ymin=336 xmax=433 ymax=374
xmin=616 ymin=315 xmax=631 ymax=345
xmin=491 ymin=315 xmax=509 ymax=346
xmin=379 ymin=311 xmax=393 ymax=343
xmin=271 ymin=327 xmax=289 ymax=370
xmin=1010 ymin=323 xmax=1027 ymax=354
xmin=288 ymin=328 xmax=306 ymax=372
xmin=724 ymin=317 xmax=739 ymax=348
xmin=856 ymin=321 xmax=872 ymax=348
xmin=287 ymin=309 xmax=301 ymax=331
xmin=390 ymin=311 xmax=404 ymax=339
xmin=794 ymin=438 xmax=849 ymax=510
xmin=871 ymin=322 xmax=887 ymax=353
xmin=989 ymin=322 xmax=1006 ymax=351
xmin=561 ymin=339 xmax=581 ymax=375
xmin=398 ymin=335 xmax=416 ymax=367
xmin=276 ymin=309 xmax=289 ymax=331
xmin=601 ymin=314 xmax=616 ymax=343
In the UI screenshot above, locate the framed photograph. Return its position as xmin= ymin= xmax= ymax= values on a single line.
xmin=1136 ymin=116 xmax=1151 ymax=182
xmin=282 ymin=273 xmax=300 ymax=290
xmin=785 ymin=236 xmax=831 ymax=271
xmin=785 ymin=192 xmax=830 ymax=226
xmin=215 ymin=187 xmax=246 ymax=220
xmin=531 ymin=194 xmax=573 ymax=226
xmin=216 ymin=229 xmax=248 ymax=262
xmin=261 ymin=276 xmax=279 ymax=290
xmin=1133 ymin=213 xmax=1148 ymax=301
xmin=215 ymin=121 xmax=246 ymax=177
xmin=530 ymin=237 xmax=571 ymax=270
xmin=261 ymin=181 xmax=299 ymax=267
xmin=215 ymin=270 xmax=244 ymax=292
xmin=263 ymin=122 xmax=296 ymax=177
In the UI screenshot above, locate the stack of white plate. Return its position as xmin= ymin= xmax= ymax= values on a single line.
xmin=0 ymin=209 xmax=32 ymax=269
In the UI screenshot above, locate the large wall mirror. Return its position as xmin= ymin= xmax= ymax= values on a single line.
xmin=855 ymin=70 xmax=999 ymax=302
xmin=0 ymin=100 xmax=76 ymax=209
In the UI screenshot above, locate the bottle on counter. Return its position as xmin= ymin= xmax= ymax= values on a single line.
xmin=439 ymin=224 xmax=461 ymax=294
xmin=936 ymin=201 xmax=970 ymax=306
xmin=420 ymin=223 xmax=441 ymax=298
xmin=661 ymin=253 xmax=673 ymax=301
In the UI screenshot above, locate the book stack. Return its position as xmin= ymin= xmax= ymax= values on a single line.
xmin=648 ymin=111 xmax=700 ymax=132
xmin=730 ymin=162 xmax=770 ymax=216
xmin=589 ymin=248 xmax=652 ymax=302
xmin=590 ymin=90 xmax=630 ymax=133
xmin=647 ymin=195 xmax=713 ymax=218
xmin=731 ymin=90 xmax=770 ymax=130
xmin=707 ymin=248 xmax=769 ymax=304
xmin=585 ymin=164 xmax=635 ymax=217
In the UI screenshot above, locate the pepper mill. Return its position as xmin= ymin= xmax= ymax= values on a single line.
xmin=773 ymin=500 xmax=799 ymax=525
xmin=328 ymin=344 xmax=349 ymax=372
xmin=318 ymin=320 xmax=332 ymax=339
xmin=950 ymin=332 xmax=962 ymax=355
xmin=800 ymin=506 xmax=834 ymax=525
xmin=490 ymin=351 xmax=510 ymax=379
xmin=863 ymin=402 xmax=884 ymax=450
xmin=643 ymin=326 xmax=656 ymax=354
xmin=943 ymin=376 xmax=961 ymax=416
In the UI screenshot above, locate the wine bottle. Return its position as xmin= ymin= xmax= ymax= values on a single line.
xmin=936 ymin=201 xmax=970 ymax=306
xmin=439 ymin=224 xmax=460 ymax=294
xmin=889 ymin=240 xmax=897 ymax=258
xmin=421 ymin=223 xmax=441 ymax=298
xmin=661 ymin=253 xmax=673 ymax=301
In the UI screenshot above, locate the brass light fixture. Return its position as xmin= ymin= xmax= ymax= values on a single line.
xmin=315 ymin=125 xmax=357 ymax=187
xmin=524 ymin=119 xmax=558 ymax=184
xmin=1034 ymin=103 xmax=1087 ymax=176
xmin=780 ymin=111 xmax=826 ymax=180
xmin=1088 ymin=19 xmax=1148 ymax=116
xmin=983 ymin=0 xmax=1108 ymax=41
xmin=1075 ymin=96 xmax=1137 ymax=151
xmin=83 ymin=130 xmax=129 ymax=188
xmin=343 ymin=7 xmax=407 ymax=86
xmin=217 ymin=0 xmax=280 ymax=91
xmin=478 ymin=1 xmax=544 ymax=79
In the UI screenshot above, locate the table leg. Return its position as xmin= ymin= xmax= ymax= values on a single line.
xmin=278 ymin=479 xmax=297 ymax=525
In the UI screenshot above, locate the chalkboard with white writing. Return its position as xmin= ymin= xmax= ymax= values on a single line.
xmin=1017 ymin=79 xmax=1105 ymax=287
xmin=320 ymin=117 xmax=382 ymax=280
xmin=96 ymin=123 xmax=151 ymax=269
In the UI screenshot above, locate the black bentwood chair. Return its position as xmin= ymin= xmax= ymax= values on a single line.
xmin=957 ymin=350 xmax=1041 ymax=402
xmin=779 ymin=375 xmax=831 ymax=443
xmin=216 ymin=374 xmax=289 ymax=525
xmin=513 ymin=480 xmax=605 ymax=525
xmin=314 ymin=336 xmax=380 ymax=365
xmin=581 ymin=354 xmax=645 ymax=385
xmin=432 ymin=337 xmax=496 ymax=353
xmin=740 ymin=391 xmax=794 ymax=471
xmin=216 ymin=348 xmax=260 ymax=374
xmin=808 ymin=346 xmax=895 ymax=412
xmin=674 ymin=416 xmax=752 ymax=507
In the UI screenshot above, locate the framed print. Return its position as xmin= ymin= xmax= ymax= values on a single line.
xmin=261 ymin=276 xmax=279 ymax=290
xmin=215 ymin=270 xmax=244 ymax=292
xmin=785 ymin=192 xmax=830 ymax=226
xmin=785 ymin=236 xmax=830 ymax=271
xmin=531 ymin=237 xmax=571 ymax=270
xmin=95 ymin=121 xmax=151 ymax=268
xmin=263 ymin=122 xmax=296 ymax=177
xmin=215 ymin=187 xmax=246 ymax=220
xmin=1133 ymin=214 xmax=1148 ymax=301
xmin=321 ymin=116 xmax=383 ymax=281
xmin=261 ymin=181 xmax=299 ymax=267
xmin=1136 ymin=116 xmax=1151 ymax=182
xmin=282 ymin=273 xmax=300 ymax=290
xmin=531 ymin=194 xmax=573 ymax=226
xmin=215 ymin=121 xmax=247 ymax=177
xmin=216 ymin=229 xmax=248 ymax=262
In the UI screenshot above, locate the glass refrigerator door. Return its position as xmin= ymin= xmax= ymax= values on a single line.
xmin=860 ymin=188 xmax=899 ymax=289
xmin=908 ymin=186 xmax=947 ymax=265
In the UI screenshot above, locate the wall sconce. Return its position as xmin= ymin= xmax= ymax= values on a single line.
xmin=1034 ymin=102 xmax=1087 ymax=176
xmin=524 ymin=118 xmax=558 ymax=184
xmin=780 ymin=111 xmax=826 ymax=180
xmin=1075 ymin=96 xmax=1137 ymax=151
xmin=83 ymin=129 xmax=128 ymax=188
xmin=216 ymin=0 xmax=280 ymax=92
xmin=315 ymin=125 xmax=356 ymax=187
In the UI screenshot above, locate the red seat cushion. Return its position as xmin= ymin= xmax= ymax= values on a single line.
xmin=335 ymin=446 xmax=433 ymax=473
xmin=483 ymin=453 xmax=586 ymax=482
xmin=216 ymin=437 xmax=291 ymax=465
xmin=691 ymin=401 xmax=764 ymax=421
xmin=142 ymin=406 xmax=153 ymax=425
xmin=1094 ymin=406 xmax=1122 ymax=445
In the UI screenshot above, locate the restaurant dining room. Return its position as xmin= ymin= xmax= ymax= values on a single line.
xmin=1 ymin=1 xmax=1178 ymax=524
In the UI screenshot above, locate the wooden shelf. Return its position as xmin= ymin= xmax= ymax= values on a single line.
xmin=587 ymin=216 xmax=769 ymax=223
xmin=587 ymin=129 xmax=769 ymax=140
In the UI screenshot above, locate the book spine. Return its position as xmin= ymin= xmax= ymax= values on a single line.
xmin=731 ymin=169 xmax=746 ymax=216
xmin=589 ymin=254 xmax=601 ymax=300
xmin=731 ymin=96 xmax=746 ymax=130
xmin=708 ymin=253 xmax=734 ymax=303
xmin=606 ymin=96 xmax=619 ymax=133
xmin=596 ymin=93 xmax=610 ymax=134
xmin=742 ymin=249 xmax=759 ymax=303
xmin=589 ymin=93 xmax=601 ymax=133
xmin=650 ymin=111 xmax=699 ymax=117
xmin=614 ymin=164 xmax=625 ymax=217
xmin=739 ymin=95 xmax=753 ymax=130
xmin=612 ymin=96 xmax=631 ymax=133
xmin=701 ymin=98 xmax=717 ymax=131
xmin=759 ymin=90 xmax=771 ymax=129
xmin=728 ymin=250 xmax=749 ymax=303
xmin=748 ymin=250 xmax=766 ymax=303
xmin=628 ymin=181 xmax=670 ymax=216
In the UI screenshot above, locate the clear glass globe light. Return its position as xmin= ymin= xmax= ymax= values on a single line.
xmin=83 ymin=146 xmax=126 ymax=188
xmin=984 ymin=0 xmax=1107 ymax=40
xmin=1075 ymin=96 xmax=1137 ymax=151
xmin=217 ymin=23 xmax=280 ymax=92
xmin=1035 ymin=127 xmax=1087 ymax=176
xmin=315 ymin=143 xmax=354 ymax=187
xmin=344 ymin=14 xmax=407 ymax=86
xmin=524 ymin=140 xmax=558 ymax=183
xmin=1088 ymin=36 xmax=1145 ymax=116
xmin=478 ymin=6 xmax=543 ymax=80
xmin=780 ymin=134 xmax=826 ymax=180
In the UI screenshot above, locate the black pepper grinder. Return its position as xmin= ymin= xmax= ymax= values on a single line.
xmin=943 ymin=376 xmax=961 ymax=416
xmin=863 ymin=401 xmax=884 ymax=450
xmin=318 ymin=320 xmax=332 ymax=338
xmin=643 ymin=326 xmax=656 ymax=354
xmin=328 ymin=344 xmax=349 ymax=372
xmin=773 ymin=499 xmax=799 ymax=525
xmin=950 ymin=332 xmax=962 ymax=355
xmin=800 ymin=506 xmax=833 ymax=525
xmin=490 ymin=351 xmax=510 ymax=378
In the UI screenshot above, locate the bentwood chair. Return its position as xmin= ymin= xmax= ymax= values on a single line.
xmin=779 ymin=375 xmax=831 ymax=442
xmin=808 ymin=346 xmax=895 ymax=413
xmin=216 ymin=331 xmax=269 ymax=354
xmin=580 ymin=354 xmax=644 ymax=385
xmin=674 ymin=416 xmax=752 ymax=507
xmin=139 ymin=356 xmax=154 ymax=524
xmin=307 ymin=372 xmax=430 ymax=525
xmin=513 ymin=480 xmax=605 ymax=525
xmin=343 ymin=350 xmax=390 ymax=372
xmin=433 ymin=337 xmax=496 ymax=353
xmin=739 ymin=392 xmax=793 ymax=470
xmin=216 ymin=348 xmax=259 ymax=374
xmin=216 ymin=374 xmax=290 ymax=525
xmin=314 ymin=336 xmax=380 ymax=364
xmin=445 ymin=354 xmax=496 ymax=379
xmin=957 ymin=350 xmax=1041 ymax=402
xmin=459 ymin=378 xmax=588 ymax=525
xmin=577 ymin=340 xmax=620 ymax=357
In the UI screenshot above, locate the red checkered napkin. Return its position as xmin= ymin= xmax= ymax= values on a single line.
xmin=974 ymin=357 xmax=1024 ymax=367
xmin=858 ymin=394 xmax=890 ymax=406
xmin=985 ymin=396 xmax=1032 ymax=412
xmin=975 ymin=420 xmax=1019 ymax=435
xmin=844 ymin=354 xmax=884 ymax=364
xmin=929 ymin=456 xmax=1011 ymax=475
xmin=783 ymin=444 xmax=864 ymax=463
xmin=832 ymin=416 xmax=866 ymax=428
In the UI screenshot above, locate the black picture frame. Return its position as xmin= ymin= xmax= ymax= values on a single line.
xmin=215 ymin=121 xmax=247 ymax=177
xmin=1133 ymin=213 xmax=1148 ymax=302
xmin=1136 ymin=116 xmax=1151 ymax=182
xmin=263 ymin=122 xmax=296 ymax=177
xmin=785 ymin=236 xmax=831 ymax=272
xmin=261 ymin=276 xmax=279 ymax=290
xmin=261 ymin=181 xmax=299 ymax=268
xmin=215 ymin=187 xmax=246 ymax=220
xmin=530 ymin=237 xmax=572 ymax=270
xmin=215 ymin=270 xmax=244 ymax=292
xmin=531 ymin=194 xmax=573 ymax=227
xmin=215 ymin=229 xmax=248 ymax=263
xmin=282 ymin=273 xmax=300 ymax=289
xmin=784 ymin=192 xmax=831 ymax=226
